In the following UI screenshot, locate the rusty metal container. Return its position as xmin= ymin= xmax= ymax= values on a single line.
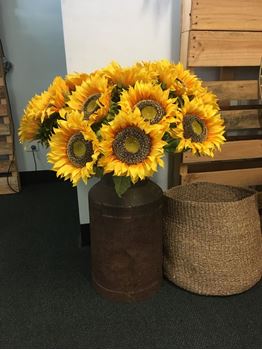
xmin=88 ymin=175 xmax=163 ymax=302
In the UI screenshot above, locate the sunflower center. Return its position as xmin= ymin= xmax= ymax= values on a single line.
xmin=136 ymin=99 xmax=165 ymax=124
xmin=67 ymin=133 xmax=93 ymax=167
xmin=73 ymin=140 xmax=86 ymax=158
xmin=183 ymin=115 xmax=207 ymax=142
xmin=124 ymin=136 xmax=141 ymax=154
xmin=192 ymin=119 xmax=203 ymax=135
xmin=112 ymin=126 xmax=151 ymax=165
xmin=83 ymin=93 xmax=101 ymax=119
xmin=141 ymin=106 xmax=157 ymax=120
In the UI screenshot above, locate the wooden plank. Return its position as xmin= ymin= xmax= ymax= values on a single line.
xmin=0 ymin=104 xmax=7 ymax=116
xmin=0 ymin=86 xmax=5 ymax=98
xmin=5 ymin=135 xmax=12 ymax=143
xmin=0 ymin=142 xmax=13 ymax=155
xmin=2 ymin=117 xmax=10 ymax=124
xmin=221 ymin=109 xmax=262 ymax=129
xmin=0 ymin=39 xmax=20 ymax=195
xmin=183 ymin=140 xmax=262 ymax=163
xmin=0 ymin=124 xmax=10 ymax=135
xmin=203 ymin=80 xmax=259 ymax=100
xmin=181 ymin=167 xmax=262 ymax=187
xmin=190 ymin=0 xmax=262 ymax=31
xmin=0 ymin=174 xmax=19 ymax=194
xmin=258 ymin=191 xmax=262 ymax=209
xmin=0 ymin=160 xmax=12 ymax=173
xmin=181 ymin=0 xmax=192 ymax=33
xmin=180 ymin=31 xmax=190 ymax=67
xmin=188 ymin=31 xmax=262 ymax=67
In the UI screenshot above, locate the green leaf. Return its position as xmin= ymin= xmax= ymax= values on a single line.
xmin=113 ymin=176 xmax=131 ymax=198
xmin=177 ymin=95 xmax=184 ymax=107
xmin=164 ymin=138 xmax=179 ymax=153
xmin=168 ymin=90 xmax=176 ymax=99
xmin=163 ymin=132 xmax=171 ymax=141
xmin=161 ymin=82 xmax=167 ymax=90
xmin=36 ymin=112 xmax=60 ymax=147
xmin=111 ymin=85 xmax=123 ymax=102
xmin=94 ymin=166 xmax=104 ymax=178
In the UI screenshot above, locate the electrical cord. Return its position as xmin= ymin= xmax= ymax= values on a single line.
xmin=6 ymin=158 xmax=19 ymax=193
xmin=31 ymin=145 xmax=38 ymax=172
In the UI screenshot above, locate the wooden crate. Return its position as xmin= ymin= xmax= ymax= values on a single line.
xmin=0 ymin=41 xmax=20 ymax=194
xmin=181 ymin=30 xmax=262 ymax=67
xmin=181 ymin=0 xmax=262 ymax=32
xmin=170 ymin=0 xmax=262 ymax=209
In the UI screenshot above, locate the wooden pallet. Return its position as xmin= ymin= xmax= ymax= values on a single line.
xmin=0 ymin=41 xmax=20 ymax=194
xmin=169 ymin=0 xmax=262 ymax=209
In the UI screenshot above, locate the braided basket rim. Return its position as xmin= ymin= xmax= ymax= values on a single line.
xmin=164 ymin=182 xmax=257 ymax=205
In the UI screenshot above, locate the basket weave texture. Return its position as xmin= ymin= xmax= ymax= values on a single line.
xmin=163 ymin=182 xmax=262 ymax=296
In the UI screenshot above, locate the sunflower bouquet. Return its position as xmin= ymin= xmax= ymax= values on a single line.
xmin=19 ymin=60 xmax=225 ymax=196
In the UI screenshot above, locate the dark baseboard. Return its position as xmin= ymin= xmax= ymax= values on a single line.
xmin=80 ymin=223 xmax=90 ymax=246
xmin=20 ymin=170 xmax=60 ymax=186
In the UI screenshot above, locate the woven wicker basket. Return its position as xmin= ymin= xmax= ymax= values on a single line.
xmin=163 ymin=182 xmax=262 ymax=296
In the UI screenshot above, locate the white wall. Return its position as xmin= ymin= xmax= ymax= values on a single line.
xmin=61 ymin=0 xmax=181 ymax=224
xmin=0 ymin=0 xmax=67 ymax=171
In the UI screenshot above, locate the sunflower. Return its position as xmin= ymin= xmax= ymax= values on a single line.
xmin=99 ymin=108 xmax=166 ymax=183
xmin=171 ymin=63 xmax=202 ymax=97
xmin=119 ymin=81 xmax=177 ymax=131
xmin=67 ymin=73 xmax=112 ymax=124
xmin=140 ymin=60 xmax=202 ymax=97
xmin=195 ymin=86 xmax=219 ymax=109
xmin=18 ymin=91 xmax=52 ymax=143
xmin=18 ymin=112 xmax=41 ymax=143
xmin=65 ymin=72 xmax=90 ymax=91
xmin=27 ymin=90 xmax=51 ymax=122
xmin=170 ymin=96 xmax=225 ymax=157
xmin=143 ymin=59 xmax=177 ymax=87
xmin=102 ymin=61 xmax=152 ymax=88
xmin=47 ymin=76 xmax=70 ymax=118
xmin=47 ymin=111 xmax=100 ymax=186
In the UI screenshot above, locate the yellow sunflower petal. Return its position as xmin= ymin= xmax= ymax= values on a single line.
xmin=101 ymin=61 xmax=153 ymax=88
xmin=46 ymin=76 xmax=70 ymax=117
